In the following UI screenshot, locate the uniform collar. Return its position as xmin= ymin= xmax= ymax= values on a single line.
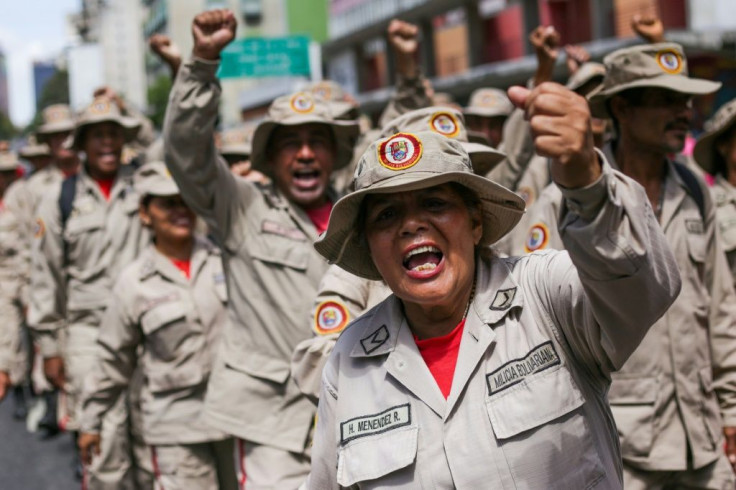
xmin=138 ymin=236 xmax=215 ymax=284
xmin=78 ymin=162 xmax=136 ymax=202
xmin=262 ymin=182 xmax=341 ymax=241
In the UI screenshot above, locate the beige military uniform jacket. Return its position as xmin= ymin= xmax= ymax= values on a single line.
xmin=518 ymin=144 xmax=736 ymax=471
xmin=710 ymin=175 xmax=736 ymax=286
xmin=28 ymin=164 xmax=149 ymax=357
xmin=80 ymin=238 xmax=229 ymax=445
xmin=306 ymin=161 xmax=681 ymax=489
xmin=292 ymin=265 xmax=391 ymax=401
xmin=164 ymin=58 xmax=333 ymax=452
xmin=0 ymin=202 xmax=24 ymax=377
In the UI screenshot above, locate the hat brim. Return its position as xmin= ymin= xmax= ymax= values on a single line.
xmin=37 ymin=121 xmax=76 ymax=141
xmin=19 ymin=147 xmax=51 ymax=158
xmin=694 ymin=112 xmax=736 ymax=175
xmin=314 ymin=170 xmax=525 ymax=280
xmin=589 ymin=75 xmax=721 ymax=118
xmin=142 ymin=186 xmax=180 ymax=198
xmin=250 ymin=117 xmax=360 ymax=174
xmin=462 ymin=108 xmax=512 ymax=119
xmin=72 ymin=116 xmax=141 ymax=149
xmin=220 ymin=144 xmax=252 ymax=158
xmin=461 ymin=141 xmax=506 ymax=176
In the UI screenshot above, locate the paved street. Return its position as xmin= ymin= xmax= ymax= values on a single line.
xmin=0 ymin=394 xmax=78 ymax=490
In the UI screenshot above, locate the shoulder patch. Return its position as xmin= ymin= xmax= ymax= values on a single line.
xmin=486 ymin=341 xmax=561 ymax=396
xmin=340 ymin=403 xmax=411 ymax=445
xmin=524 ymin=223 xmax=549 ymax=253
xmin=490 ymin=287 xmax=517 ymax=311
xmin=313 ymin=300 xmax=350 ymax=335
xmin=360 ymin=325 xmax=389 ymax=354
xmin=34 ymin=218 xmax=45 ymax=239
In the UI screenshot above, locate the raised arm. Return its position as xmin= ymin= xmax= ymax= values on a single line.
xmin=163 ymin=9 xmax=256 ymax=245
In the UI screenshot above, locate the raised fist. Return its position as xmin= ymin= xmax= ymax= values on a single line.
xmin=149 ymin=34 xmax=182 ymax=69
xmin=192 ymin=9 xmax=237 ymax=60
xmin=631 ymin=14 xmax=664 ymax=44
xmin=529 ymin=26 xmax=560 ymax=61
xmin=387 ymin=19 xmax=419 ymax=56
xmin=508 ymin=83 xmax=599 ymax=189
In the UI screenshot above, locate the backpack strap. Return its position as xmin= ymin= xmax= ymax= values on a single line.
xmin=58 ymin=174 xmax=79 ymax=230
xmin=672 ymin=162 xmax=705 ymax=221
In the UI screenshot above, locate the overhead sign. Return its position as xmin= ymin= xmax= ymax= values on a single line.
xmin=219 ymin=36 xmax=311 ymax=78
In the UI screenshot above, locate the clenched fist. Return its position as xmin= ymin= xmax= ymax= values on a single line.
xmin=149 ymin=34 xmax=182 ymax=72
xmin=631 ymin=14 xmax=664 ymax=44
xmin=508 ymin=83 xmax=599 ymax=189
xmin=192 ymin=9 xmax=237 ymax=60
xmin=387 ymin=19 xmax=420 ymax=79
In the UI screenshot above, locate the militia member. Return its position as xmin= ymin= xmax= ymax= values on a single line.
xmin=79 ymin=161 xmax=238 ymax=490
xmin=163 ymin=9 xmax=359 ymax=487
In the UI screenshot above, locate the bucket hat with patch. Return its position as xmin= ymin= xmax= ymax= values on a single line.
xmin=250 ymin=91 xmax=360 ymax=174
xmin=463 ymin=88 xmax=514 ymax=119
xmin=134 ymin=160 xmax=180 ymax=198
xmin=19 ymin=135 xmax=51 ymax=159
xmin=314 ymin=131 xmax=526 ymax=280
xmin=37 ymin=104 xmax=76 ymax=141
xmin=0 ymin=151 xmax=20 ymax=171
xmin=219 ymin=124 xmax=255 ymax=158
xmin=71 ymin=96 xmax=140 ymax=149
xmin=589 ymin=42 xmax=721 ymax=118
xmin=380 ymin=107 xmax=506 ymax=176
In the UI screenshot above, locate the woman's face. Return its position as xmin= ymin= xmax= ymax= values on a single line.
xmin=363 ymin=184 xmax=482 ymax=309
xmin=83 ymin=122 xmax=124 ymax=177
xmin=139 ymin=195 xmax=196 ymax=243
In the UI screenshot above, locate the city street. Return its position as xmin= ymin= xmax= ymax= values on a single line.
xmin=0 ymin=395 xmax=78 ymax=490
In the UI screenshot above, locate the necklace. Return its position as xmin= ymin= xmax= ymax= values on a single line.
xmin=462 ymin=277 xmax=477 ymax=321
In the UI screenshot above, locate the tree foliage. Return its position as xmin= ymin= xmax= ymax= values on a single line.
xmin=0 ymin=111 xmax=17 ymax=140
xmin=25 ymin=68 xmax=70 ymax=134
xmin=147 ymin=74 xmax=172 ymax=130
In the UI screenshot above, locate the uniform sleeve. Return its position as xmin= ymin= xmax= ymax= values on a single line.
xmin=534 ymin=155 xmax=681 ymax=379
xmin=4 ymin=182 xmax=33 ymax=306
xmin=27 ymin=190 xmax=66 ymax=358
xmin=377 ymin=74 xmax=432 ymax=129
xmin=163 ymin=58 xmax=258 ymax=246
xmin=304 ymin=356 xmax=341 ymax=490
xmin=79 ymin=278 xmax=140 ymax=434
xmin=486 ymin=108 xmax=536 ymax=190
xmin=291 ymin=265 xmax=374 ymax=402
xmin=702 ymin=189 xmax=736 ymax=427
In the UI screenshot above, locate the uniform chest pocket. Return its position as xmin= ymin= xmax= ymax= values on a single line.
xmin=65 ymin=212 xmax=105 ymax=236
xmin=485 ymin=366 xmax=605 ymax=489
xmin=140 ymin=301 xmax=196 ymax=362
xmin=337 ymin=425 xmax=418 ymax=487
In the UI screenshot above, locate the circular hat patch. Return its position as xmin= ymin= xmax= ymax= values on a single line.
xmin=524 ymin=223 xmax=549 ymax=253
xmin=656 ymin=50 xmax=683 ymax=75
xmin=377 ymin=133 xmax=423 ymax=171
xmin=45 ymin=106 xmax=71 ymax=123
xmin=313 ymin=300 xmax=350 ymax=335
xmin=429 ymin=112 xmax=460 ymax=138
xmin=479 ymin=93 xmax=499 ymax=107
xmin=90 ymin=99 xmax=112 ymax=115
xmin=290 ymin=93 xmax=315 ymax=114
xmin=311 ymin=83 xmax=331 ymax=101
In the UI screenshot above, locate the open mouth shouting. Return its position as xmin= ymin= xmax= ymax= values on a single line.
xmin=403 ymin=244 xmax=444 ymax=278
xmin=293 ymin=167 xmax=322 ymax=190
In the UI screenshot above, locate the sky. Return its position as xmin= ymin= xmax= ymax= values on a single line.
xmin=1 ymin=0 xmax=80 ymax=126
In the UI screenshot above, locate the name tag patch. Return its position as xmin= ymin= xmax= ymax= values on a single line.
xmin=261 ymin=220 xmax=307 ymax=241
xmin=340 ymin=404 xmax=411 ymax=445
xmin=686 ymin=219 xmax=704 ymax=234
xmin=486 ymin=341 xmax=561 ymax=396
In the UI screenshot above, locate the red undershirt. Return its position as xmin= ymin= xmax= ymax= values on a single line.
xmin=305 ymin=201 xmax=333 ymax=235
xmin=170 ymin=258 xmax=191 ymax=279
xmin=94 ymin=178 xmax=115 ymax=201
xmin=414 ymin=319 xmax=466 ymax=399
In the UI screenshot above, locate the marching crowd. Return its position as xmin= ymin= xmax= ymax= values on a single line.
xmin=1 ymin=7 xmax=736 ymax=490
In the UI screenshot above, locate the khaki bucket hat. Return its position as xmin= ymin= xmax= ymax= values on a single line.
xmin=71 ymin=97 xmax=141 ymax=149
xmin=0 ymin=151 xmax=20 ymax=171
xmin=314 ymin=131 xmax=526 ymax=280
xmin=463 ymin=88 xmax=514 ymax=119
xmin=134 ymin=161 xmax=180 ymax=197
xmin=219 ymin=125 xmax=255 ymax=157
xmin=566 ymin=62 xmax=606 ymax=93
xmin=19 ymin=135 xmax=51 ymax=159
xmin=693 ymin=99 xmax=736 ymax=175
xmin=250 ymin=92 xmax=360 ymax=174
xmin=37 ymin=104 xmax=76 ymax=139
xmin=306 ymin=80 xmax=359 ymax=120
xmin=589 ymin=43 xmax=721 ymax=118
xmin=380 ymin=107 xmax=506 ymax=176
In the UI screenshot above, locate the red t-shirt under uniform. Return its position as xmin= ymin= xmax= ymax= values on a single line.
xmin=414 ymin=319 xmax=466 ymax=399
xmin=305 ymin=201 xmax=333 ymax=235
xmin=170 ymin=258 xmax=191 ymax=279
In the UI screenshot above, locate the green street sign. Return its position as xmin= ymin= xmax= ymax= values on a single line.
xmin=218 ymin=36 xmax=311 ymax=78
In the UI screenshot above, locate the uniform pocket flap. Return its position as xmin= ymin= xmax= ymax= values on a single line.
xmin=486 ymin=366 xmax=585 ymax=440
xmin=141 ymin=302 xmax=187 ymax=334
xmin=249 ymin=240 xmax=309 ymax=271
xmin=225 ymin=350 xmax=291 ymax=384
xmin=65 ymin=212 xmax=106 ymax=234
xmin=148 ymin=363 xmax=204 ymax=393
xmin=608 ymin=376 xmax=658 ymax=404
xmin=337 ymin=425 xmax=417 ymax=487
xmin=687 ymin=231 xmax=706 ymax=263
